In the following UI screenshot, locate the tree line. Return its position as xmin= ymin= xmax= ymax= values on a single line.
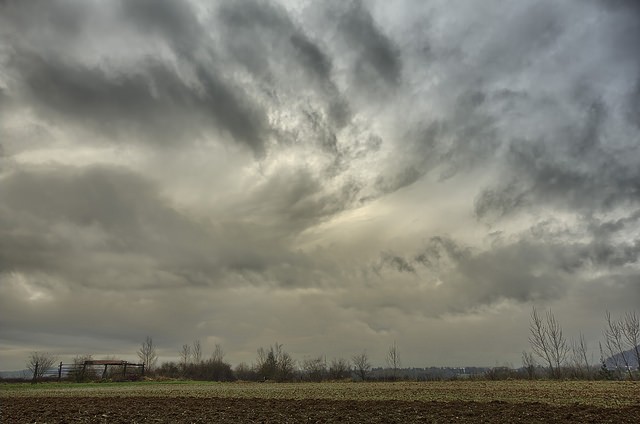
xmin=155 ymin=341 xmax=371 ymax=382
xmin=22 ymin=309 xmax=639 ymax=383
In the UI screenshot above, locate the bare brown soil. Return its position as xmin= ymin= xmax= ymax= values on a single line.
xmin=4 ymin=396 xmax=640 ymax=423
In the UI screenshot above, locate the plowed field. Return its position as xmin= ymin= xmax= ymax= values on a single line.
xmin=2 ymin=381 xmax=640 ymax=423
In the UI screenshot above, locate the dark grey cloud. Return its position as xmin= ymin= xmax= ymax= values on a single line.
xmin=334 ymin=0 xmax=402 ymax=88
xmin=121 ymin=0 xmax=204 ymax=60
xmin=0 ymin=165 xmax=272 ymax=288
xmin=449 ymin=242 xmax=572 ymax=306
xmin=595 ymin=0 xmax=640 ymax=61
xmin=370 ymin=88 xmax=500 ymax=195
xmin=215 ymin=0 xmax=337 ymax=88
xmin=629 ymin=79 xmax=640 ymax=128
xmin=194 ymin=65 xmax=270 ymax=154
xmin=289 ymin=33 xmax=352 ymax=128
xmin=289 ymin=33 xmax=332 ymax=87
xmin=375 ymin=252 xmax=416 ymax=275
xmin=414 ymin=237 xmax=472 ymax=271
xmin=586 ymin=210 xmax=640 ymax=240
xmin=0 ymin=165 xmax=212 ymax=285
xmin=1 ymin=0 xmax=272 ymax=154
xmin=0 ymin=0 xmax=90 ymax=43
xmin=475 ymin=104 xmax=640 ymax=220
xmin=7 ymin=50 xmax=269 ymax=154
xmin=373 ymin=237 xmax=638 ymax=316
xmin=240 ymin=166 xmax=362 ymax=233
xmin=474 ymin=2 xmax=563 ymax=76
xmin=0 ymin=163 xmax=354 ymax=292
xmin=215 ymin=0 xmax=352 ymax=141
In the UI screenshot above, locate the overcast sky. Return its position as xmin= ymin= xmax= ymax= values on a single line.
xmin=1 ymin=0 xmax=639 ymax=371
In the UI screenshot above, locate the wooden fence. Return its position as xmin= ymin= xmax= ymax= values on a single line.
xmin=32 ymin=360 xmax=145 ymax=382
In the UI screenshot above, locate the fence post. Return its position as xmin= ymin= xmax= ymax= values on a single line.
xmin=123 ymin=362 xmax=127 ymax=378
xmin=32 ymin=362 xmax=39 ymax=384
xmin=58 ymin=362 xmax=63 ymax=381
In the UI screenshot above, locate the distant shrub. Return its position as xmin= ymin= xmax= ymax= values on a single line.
xmin=484 ymin=367 xmax=519 ymax=380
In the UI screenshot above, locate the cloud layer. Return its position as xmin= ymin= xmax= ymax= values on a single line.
xmin=1 ymin=0 xmax=639 ymax=370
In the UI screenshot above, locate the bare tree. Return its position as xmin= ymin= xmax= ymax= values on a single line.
xmin=352 ymin=352 xmax=371 ymax=381
xmin=255 ymin=343 xmax=296 ymax=382
xmin=328 ymin=357 xmax=351 ymax=380
xmin=386 ymin=341 xmax=401 ymax=380
xmin=256 ymin=346 xmax=275 ymax=380
xmin=211 ymin=344 xmax=225 ymax=364
xmin=530 ymin=307 xmax=552 ymax=374
xmin=598 ymin=341 xmax=614 ymax=379
xmin=570 ymin=333 xmax=591 ymax=379
xmin=529 ymin=307 xmax=554 ymax=376
xmin=192 ymin=339 xmax=202 ymax=364
xmin=622 ymin=311 xmax=640 ymax=374
xmin=602 ymin=331 xmax=623 ymax=380
xmin=200 ymin=354 xmax=234 ymax=381
xmin=27 ymin=352 xmax=57 ymax=382
xmin=234 ymin=362 xmax=255 ymax=381
xmin=303 ymin=356 xmax=327 ymax=382
xmin=273 ymin=343 xmax=296 ymax=381
xmin=138 ymin=336 xmax=158 ymax=373
xmin=604 ymin=311 xmax=633 ymax=380
xmin=521 ymin=351 xmax=536 ymax=380
xmin=179 ymin=344 xmax=191 ymax=371
xmin=546 ymin=309 xmax=569 ymax=377
xmin=528 ymin=307 xmax=569 ymax=378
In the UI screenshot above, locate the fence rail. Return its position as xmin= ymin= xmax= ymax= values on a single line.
xmin=31 ymin=360 xmax=145 ymax=383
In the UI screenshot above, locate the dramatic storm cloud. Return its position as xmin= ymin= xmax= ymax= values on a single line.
xmin=1 ymin=0 xmax=639 ymax=370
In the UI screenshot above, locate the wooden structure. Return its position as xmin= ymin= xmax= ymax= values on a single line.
xmin=79 ymin=360 xmax=145 ymax=380
xmin=42 ymin=360 xmax=145 ymax=382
